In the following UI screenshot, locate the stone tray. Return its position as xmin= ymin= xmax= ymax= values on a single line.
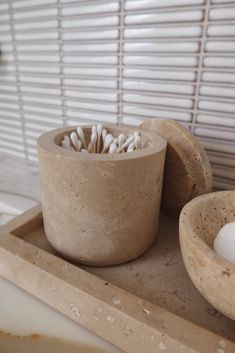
xmin=0 ymin=205 xmax=234 ymax=353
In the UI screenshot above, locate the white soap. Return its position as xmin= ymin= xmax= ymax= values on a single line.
xmin=214 ymin=221 xmax=235 ymax=265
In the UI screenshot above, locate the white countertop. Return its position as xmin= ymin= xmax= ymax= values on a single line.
xmin=0 ymin=154 xmax=40 ymax=201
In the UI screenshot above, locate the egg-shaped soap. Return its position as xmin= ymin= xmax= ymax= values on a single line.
xmin=214 ymin=221 xmax=235 ymax=265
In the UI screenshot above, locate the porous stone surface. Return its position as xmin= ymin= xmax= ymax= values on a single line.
xmin=37 ymin=125 xmax=167 ymax=266
xmin=179 ymin=191 xmax=235 ymax=320
xmin=141 ymin=119 xmax=213 ymax=217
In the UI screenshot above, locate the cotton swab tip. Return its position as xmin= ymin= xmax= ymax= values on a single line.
xmin=70 ymin=132 xmax=79 ymax=150
xmin=97 ymin=124 xmax=103 ymax=137
xmin=109 ymin=143 xmax=118 ymax=154
xmin=91 ymin=132 xmax=97 ymax=144
xmin=92 ymin=125 xmax=97 ymax=135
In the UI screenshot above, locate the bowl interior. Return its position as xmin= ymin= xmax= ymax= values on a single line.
xmin=188 ymin=191 xmax=235 ymax=249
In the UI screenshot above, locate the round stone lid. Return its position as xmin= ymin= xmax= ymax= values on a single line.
xmin=140 ymin=119 xmax=213 ymax=218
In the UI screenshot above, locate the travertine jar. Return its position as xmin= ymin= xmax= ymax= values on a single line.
xmin=37 ymin=125 xmax=166 ymax=266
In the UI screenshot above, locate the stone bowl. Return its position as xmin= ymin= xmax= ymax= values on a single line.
xmin=179 ymin=191 xmax=235 ymax=320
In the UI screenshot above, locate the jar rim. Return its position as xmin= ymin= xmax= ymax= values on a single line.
xmin=37 ymin=124 xmax=167 ymax=161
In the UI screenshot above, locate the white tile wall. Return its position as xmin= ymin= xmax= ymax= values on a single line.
xmin=0 ymin=0 xmax=234 ymax=189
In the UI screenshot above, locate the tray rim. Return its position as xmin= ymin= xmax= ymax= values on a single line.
xmin=0 ymin=204 xmax=234 ymax=353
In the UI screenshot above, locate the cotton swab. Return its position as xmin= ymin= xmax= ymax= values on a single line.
xmin=101 ymin=134 xmax=114 ymax=153
xmin=118 ymin=134 xmax=125 ymax=148
xmin=92 ymin=126 xmax=97 ymax=150
xmin=61 ymin=125 xmax=142 ymax=154
xmin=87 ymin=142 xmax=92 ymax=153
xmin=91 ymin=132 xmax=97 ymax=153
xmin=127 ymin=142 xmax=135 ymax=152
xmin=61 ymin=140 xmax=69 ymax=149
xmin=61 ymin=135 xmax=71 ymax=149
xmin=77 ymin=139 xmax=82 ymax=152
xmin=117 ymin=135 xmax=135 ymax=153
xmin=70 ymin=132 xmax=79 ymax=151
xmin=97 ymin=124 xmax=103 ymax=153
xmin=109 ymin=143 xmax=118 ymax=154
xmin=134 ymin=135 xmax=141 ymax=150
xmin=102 ymin=129 xmax=107 ymax=150
xmin=92 ymin=125 xmax=97 ymax=134
xmin=77 ymin=127 xmax=87 ymax=149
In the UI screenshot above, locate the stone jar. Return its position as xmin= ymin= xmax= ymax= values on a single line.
xmin=37 ymin=125 xmax=166 ymax=266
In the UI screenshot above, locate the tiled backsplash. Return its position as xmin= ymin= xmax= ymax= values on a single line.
xmin=0 ymin=0 xmax=234 ymax=189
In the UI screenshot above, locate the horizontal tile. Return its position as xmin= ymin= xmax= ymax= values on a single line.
xmin=14 ymin=20 xmax=58 ymax=31
xmin=62 ymin=16 xmax=119 ymax=28
xmin=63 ymin=29 xmax=119 ymax=40
xmin=13 ymin=8 xmax=58 ymax=20
xmin=64 ymin=67 xmax=117 ymax=76
xmin=17 ymin=43 xmax=59 ymax=51
xmin=63 ymin=43 xmax=119 ymax=53
xmin=122 ymin=105 xmax=192 ymax=121
xmin=200 ymin=85 xmax=235 ymax=99
xmin=65 ymin=100 xmax=118 ymax=113
xmin=197 ymin=137 xmax=235 ymax=154
xmin=125 ymin=10 xmax=204 ymax=25
xmin=20 ymin=86 xmax=61 ymax=95
xmin=124 ymin=26 xmax=202 ymax=38
xmin=19 ymin=75 xmax=60 ymax=85
xmin=23 ymin=103 xmax=62 ymax=116
xmin=13 ymin=0 xmax=57 ymax=8
xmin=125 ymin=0 xmax=205 ymax=10
xmin=15 ymin=31 xmax=59 ymax=41
xmin=122 ymin=80 xmax=195 ymax=95
xmin=197 ymin=114 xmax=235 ymax=127
xmin=24 ymin=112 xmax=63 ymax=124
xmin=123 ymin=93 xmax=193 ymax=108
xmin=202 ymin=71 xmax=235 ymax=84
xmin=18 ymin=65 xmax=60 ymax=74
xmin=124 ymin=41 xmax=199 ymax=53
xmin=66 ymin=109 xmax=118 ymax=124
xmin=21 ymin=94 xmax=61 ymax=105
xmin=122 ymin=116 xmax=143 ymax=126
xmin=123 ymin=68 xmax=196 ymax=81
xmin=198 ymin=99 xmax=235 ymax=113
xmin=195 ymin=126 xmax=235 ymax=141
xmin=210 ymin=7 xmax=235 ymax=21
xmin=62 ymin=2 xmax=119 ymax=16
xmin=63 ymin=77 xmax=117 ymax=89
xmin=63 ymin=55 xmax=118 ymax=65
xmin=0 ymin=3 xmax=9 ymax=11
xmin=206 ymin=41 xmax=235 ymax=52
xmin=64 ymin=89 xmax=118 ymax=102
xmin=123 ymin=55 xmax=198 ymax=67
xmin=204 ymin=56 xmax=235 ymax=68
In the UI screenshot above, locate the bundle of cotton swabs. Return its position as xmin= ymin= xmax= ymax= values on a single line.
xmin=61 ymin=124 xmax=142 ymax=154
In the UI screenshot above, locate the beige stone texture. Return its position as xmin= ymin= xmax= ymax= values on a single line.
xmin=141 ymin=118 xmax=213 ymax=217
xmin=37 ymin=125 xmax=166 ymax=266
xmin=180 ymin=190 xmax=235 ymax=320
xmin=0 ymin=206 xmax=235 ymax=353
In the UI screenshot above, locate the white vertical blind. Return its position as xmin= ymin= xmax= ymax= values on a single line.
xmin=0 ymin=0 xmax=234 ymax=189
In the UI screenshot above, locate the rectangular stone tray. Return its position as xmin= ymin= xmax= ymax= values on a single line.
xmin=0 ymin=205 xmax=234 ymax=353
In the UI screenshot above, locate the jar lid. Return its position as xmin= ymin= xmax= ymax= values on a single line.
xmin=140 ymin=119 xmax=213 ymax=218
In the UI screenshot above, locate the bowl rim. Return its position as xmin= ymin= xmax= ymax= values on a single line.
xmin=37 ymin=124 xmax=167 ymax=161
xmin=179 ymin=190 xmax=235 ymax=272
